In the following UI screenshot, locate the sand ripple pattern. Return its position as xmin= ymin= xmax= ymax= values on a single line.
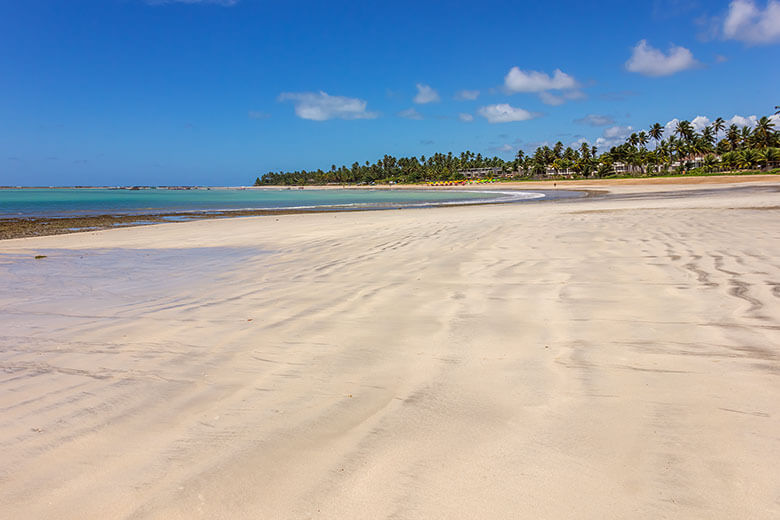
xmin=0 ymin=183 xmax=779 ymax=519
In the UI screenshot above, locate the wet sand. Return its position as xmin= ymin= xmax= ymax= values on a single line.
xmin=0 ymin=179 xmax=779 ymax=519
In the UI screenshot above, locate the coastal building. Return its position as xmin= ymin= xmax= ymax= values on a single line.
xmin=613 ymin=162 xmax=642 ymax=175
xmin=674 ymin=154 xmax=710 ymax=169
xmin=544 ymin=167 xmax=576 ymax=177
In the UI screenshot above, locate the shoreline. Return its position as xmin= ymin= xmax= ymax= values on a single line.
xmin=0 ymin=188 xmax=585 ymax=241
xmin=2 ymin=174 xmax=779 ymax=241
xmin=1 ymin=181 xmax=778 ymax=518
xmin=1 ymin=172 xmax=778 ymax=191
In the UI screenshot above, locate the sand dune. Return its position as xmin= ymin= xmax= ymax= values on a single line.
xmin=0 ymin=180 xmax=779 ymax=519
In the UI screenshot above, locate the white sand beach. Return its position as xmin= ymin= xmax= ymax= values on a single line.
xmin=1 ymin=178 xmax=779 ymax=519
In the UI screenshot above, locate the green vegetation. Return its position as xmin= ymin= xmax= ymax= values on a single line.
xmin=255 ymin=152 xmax=507 ymax=185
xmin=254 ymin=113 xmax=779 ymax=185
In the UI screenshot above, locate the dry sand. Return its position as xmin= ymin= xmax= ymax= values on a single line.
xmin=1 ymin=179 xmax=779 ymax=519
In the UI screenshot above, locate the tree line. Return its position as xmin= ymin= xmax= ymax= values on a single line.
xmin=254 ymin=113 xmax=779 ymax=185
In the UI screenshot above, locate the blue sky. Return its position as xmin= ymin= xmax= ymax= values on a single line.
xmin=1 ymin=0 xmax=779 ymax=186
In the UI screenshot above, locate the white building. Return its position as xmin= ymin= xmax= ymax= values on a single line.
xmin=544 ymin=167 xmax=576 ymax=177
xmin=613 ymin=162 xmax=642 ymax=175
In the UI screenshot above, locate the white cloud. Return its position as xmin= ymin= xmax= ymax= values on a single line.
xmin=728 ymin=114 xmax=780 ymax=127
xmin=625 ymin=40 xmax=697 ymax=76
xmin=504 ymin=67 xmax=583 ymax=105
xmin=728 ymin=114 xmax=759 ymax=127
xmin=664 ymin=116 xmax=712 ymax=135
xmin=413 ymin=84 xmax=440 ymax=104
xmin=278 ymin=91 xmax=378 ymax=121
xmin=458 ymin=113 xmax=474 ymax=122
xmin=477 ymin=104 xmax=538 ymax=123
xmin=504 ymin=67 xmax=578 ymax=93
xmin=575 ymin=114 xmax=615 ymax=126
xmin=539 ymin=92 xmax=564 ymax=106
xmin=723 ymin=0 xmax=780 ymax=44
xmin=604 ymin=125 xmax=633 ymax=138
xmin=398 ymin=108 xmax=423 ymax=120
xmin=570 ymin=137 xmax=590 ymax=148
xmin=691 ymin=115 xmax=711 ymax=131
xmin=455 ymin=89 xmax=480 ymax=101
xmin=595 ymin=125 xmax=633 ymax=150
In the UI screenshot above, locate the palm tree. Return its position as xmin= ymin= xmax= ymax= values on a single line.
xmin=638 ymin=131 xmax=649 ymax=149
xmin=753 ymin=116 xmax=776 ymax=148
xmin=578 ymin=141 xmax=591 ymax=159
xmin=675 ymin=120 xmax=694 ymax=143
xmin=655 ymin=140 xmax=671 ymax=171
xmin=738 ymin=149 xmax=759 ymax=170
xmin=692 ymin=136 xmax=712 ymax=157
xmin=674 ymin=140 xmax=688 ymax=165
xmin=726 ymin=124 xmax=741 ymax=150
xmin=649 ymin=123 xmax=664 ymax=146
xmin=666 ymin=135 xmax=678 ymax=161
xmin=700 ymin=126 xmax=715 ymax=151
xmin=632 ymin=150 xmax=646 ymax=175
xmin=702 ymin=154 xmax=719 ymax=172
xmin=740 ymin=126 xmax=753 ymax=148
xmin=758 ymin=147 xmax=780 ymax=169
xmin=712 ymin=117 xmax=725 ymax=138
xmin=721 ymin=151 xmax=738 ymax=171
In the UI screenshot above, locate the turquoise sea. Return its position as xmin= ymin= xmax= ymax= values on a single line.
xmin=0 ymin=188 xmax=554 ymax=218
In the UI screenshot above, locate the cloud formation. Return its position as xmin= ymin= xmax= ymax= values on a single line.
xmin=625 ymin=40 xmax=697 ymax=76
xmin=664 ymin=118 xmax=680 ymax=135
xmin=455 ymin=90 xmax=480 ymax=101
xmin=723 ymin=0 xmax=780 ymax=44
xmin=477 ymin=104 xmax=538 ymax=123
xmin=398 ymin=108 xmax=423 ymax=120
xmin=691 ymin=115 xmax=711 ymax=132
xmin=458 ymin=113 xmax=474 ymax=122
xmin=727 ymin=114 xmax=759 ymax=127
xmin=504 ymin=67 xmax=582 ymax=105
xmin=575 ymin=114 xmax=615 ymax=127
xmin=413 ymin=84 xmax=440 ymax=104
xmin=278 ymin=91 xmax=378 ymax=121
xmin=504 ymin=68 xmax=577 ymax=93
xmin=595 ymin=125 xmax=633 ymax=150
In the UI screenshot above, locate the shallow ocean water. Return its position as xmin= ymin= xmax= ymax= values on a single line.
xmin=0 ymin=188 xmax=558 ymax=218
